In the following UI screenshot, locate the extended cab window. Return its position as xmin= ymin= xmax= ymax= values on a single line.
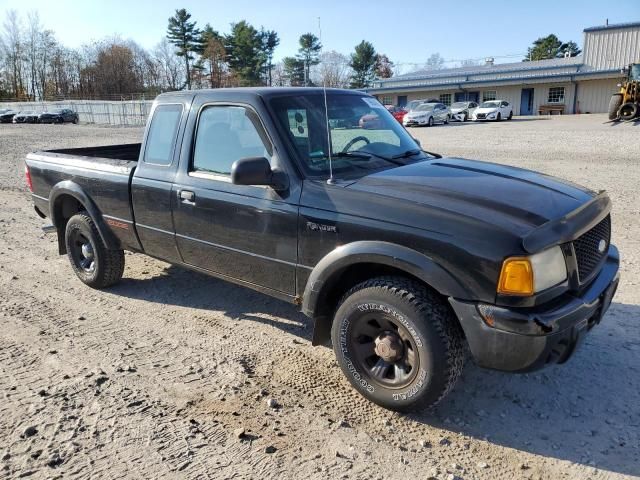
xmin=192 ymin=105 xmax=271 ymax=176
xmin=144 ymin=104 xmax=183 ymax=165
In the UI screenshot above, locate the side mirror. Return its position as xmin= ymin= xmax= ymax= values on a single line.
xmin=231 ymin=156 xmax=288 ymax=191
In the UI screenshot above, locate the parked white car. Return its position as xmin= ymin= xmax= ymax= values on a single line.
xmin=403 ymin=102 xmax=451 ymax=127
xmin=472 ymin=100 xmax=513 ymax=121
xmin=450 ymin=101 xmax=479 ymax=121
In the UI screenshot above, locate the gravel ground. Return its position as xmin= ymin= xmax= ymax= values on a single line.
xmin=0 ymin=116 xmax=639 ymax=479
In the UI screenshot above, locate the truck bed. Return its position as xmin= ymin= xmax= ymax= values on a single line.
xmin=45 ymin=143 xmax=142 ymax=162
xmin=26 ymin=143 xmax=142 ymax=252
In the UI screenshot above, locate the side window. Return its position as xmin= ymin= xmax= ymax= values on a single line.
xmin=144 ymin=104 xmax=183 ymax=165
xmin=192 ymin=105 xmax=272 ymax=176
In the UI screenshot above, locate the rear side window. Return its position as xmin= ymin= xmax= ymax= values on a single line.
xmin=144 ymin=104 xmax=183 ymax=165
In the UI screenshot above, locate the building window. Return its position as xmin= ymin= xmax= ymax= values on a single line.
xmin=439 ymin=93 xmax=452 ymax=106
xmin=381 ymin=95 xmax=393 ymax=105
xmin=547 ymin=87 xmax=565 ymax=103
xmin=483 ymin=90 xmax=497 ymax=102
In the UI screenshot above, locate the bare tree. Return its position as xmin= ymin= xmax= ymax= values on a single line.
xmin=153 ymin=38 xmax=183 ymax=91
xmin=24 ymin=11 xmax=42 ymax=99
xmin=35 ymin=30 xmax=57 ymax=99
xmin=311 ymin=50 xmax=351 ymax=88
xmin=1 ymin=10 xmax=25 ymax=98
xmin=424 ymin=53 xmax=445 ymax=70
xmin=270 ymin=61 xmax=287 ymax=86
xmin=201 ymin=26 xmax=227 ymax=88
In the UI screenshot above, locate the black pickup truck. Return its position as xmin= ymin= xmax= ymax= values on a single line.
xmin=25 ymin=88 xmax=620 ymax=411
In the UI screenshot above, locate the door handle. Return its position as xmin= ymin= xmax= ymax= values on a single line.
xmin=179 ymin=190 xmax=196 ymax=205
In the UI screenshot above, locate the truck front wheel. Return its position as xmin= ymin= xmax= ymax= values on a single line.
xmin=331 ymin=276 xmax=464 ymax=411
xmin=65 ymin=213 xmax=124 ymax=288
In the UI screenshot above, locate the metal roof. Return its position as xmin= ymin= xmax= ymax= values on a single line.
xmin=376 ymin=56 xmax=583 ymax=85
xmin=371 ymin=21 xmax=639 ymax=91
xmin=583 ymin=21 xmax=640 ymax=32
xmin=366 ymin=68 xmax=622 ymax=94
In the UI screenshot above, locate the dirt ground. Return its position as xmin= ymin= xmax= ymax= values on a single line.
xmin=0 ymin=115 xmax=639 ymax=480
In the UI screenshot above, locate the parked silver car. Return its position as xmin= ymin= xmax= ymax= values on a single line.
xmin=450 ymin=101 xmax=479 ymax=122
xmin=403 ymin=102 xmax=451 ymax=127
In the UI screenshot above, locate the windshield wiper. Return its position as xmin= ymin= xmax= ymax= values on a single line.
xmin=329 ymin=151 xmax=372 ymax=160
xmin=390 ymin=148 xmax=422 ymax=160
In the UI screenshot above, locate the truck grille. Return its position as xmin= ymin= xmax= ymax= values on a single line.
xmin=573 ymin=215 xmax=611 ymax=283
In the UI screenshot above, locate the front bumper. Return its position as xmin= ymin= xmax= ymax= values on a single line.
xmin=449 ymin=246 xmax=620 ymax=372
xmin=403 ymin=117 xmax=428 ymax=126
xmin=474 ymin=114 xmax=497 ymax=121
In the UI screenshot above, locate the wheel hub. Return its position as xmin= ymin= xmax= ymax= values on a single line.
xmin=374 ymin=331 xmax=404 ymax=362
xmin=81 ymin=243 xmax=94 ymax=259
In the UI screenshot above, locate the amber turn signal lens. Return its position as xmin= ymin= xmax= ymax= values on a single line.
xmin=497 ymin=258 xmax=534 ymax=295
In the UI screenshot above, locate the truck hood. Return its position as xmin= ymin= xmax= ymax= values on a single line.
xmin=345 ymin=158 xmax=596 ymax=236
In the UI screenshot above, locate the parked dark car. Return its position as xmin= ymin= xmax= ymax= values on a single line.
xmin=38 ymin=108 xmax=79 ymax=124
xmin=25 ymin=88 xmax=620 ymax=412
xmin=0 ymin=109 xmax=19 ymax=123
xmin=13 ymin=111 xmax=40 ymax=123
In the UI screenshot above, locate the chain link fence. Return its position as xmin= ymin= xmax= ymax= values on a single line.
xmin=0 ymin=100 xmax=153 ymax=126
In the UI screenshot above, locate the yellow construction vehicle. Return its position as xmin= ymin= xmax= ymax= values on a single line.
xmin=609 ymin=63 xmax=640 ymax=121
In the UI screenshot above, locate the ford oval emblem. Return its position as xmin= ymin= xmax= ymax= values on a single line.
xmin=598 ymin=239 xmax=607 ymax=253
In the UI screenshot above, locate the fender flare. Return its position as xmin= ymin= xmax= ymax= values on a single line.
xmin=301 ymin=241 xmax=469 ymax=345
xmin=49 ymin=180 xmax=120 ymax=253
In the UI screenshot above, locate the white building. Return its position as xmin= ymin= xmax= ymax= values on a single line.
xmin=366 ymin=21 xmax=640 ymax=115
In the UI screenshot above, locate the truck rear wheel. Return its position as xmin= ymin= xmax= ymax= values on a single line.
xmin=608 ymin=94 xmax=623 ymax=120
xmin=65 ymin=213 xmax=124 ymax=288
xmin=331 ymin=276 xmax=464 ymax=411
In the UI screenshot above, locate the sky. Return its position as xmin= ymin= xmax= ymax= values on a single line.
xmin=1 ymin=0 xmax=639 ymax=71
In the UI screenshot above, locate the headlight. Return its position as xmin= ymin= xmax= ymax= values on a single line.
xmin=497 ymin=246 xmax=567 ymax=295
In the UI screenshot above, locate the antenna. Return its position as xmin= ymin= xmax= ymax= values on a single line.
xmin=318 ymin=16 xmax=335 ymax=184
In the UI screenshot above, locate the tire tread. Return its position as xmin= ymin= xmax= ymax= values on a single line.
xmin=337 ymin=276 xmax=464 ymax=410
xmin=66 ymin=213 xmax=124 ymax=289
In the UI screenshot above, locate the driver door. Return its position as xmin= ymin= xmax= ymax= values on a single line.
xmin=171 ymin=103 xmax=299 ymax=295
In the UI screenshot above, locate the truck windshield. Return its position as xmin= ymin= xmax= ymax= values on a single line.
xmin=269 ymin=93 xmax=430 ymax=179
xmin=630 ymin=64 xmax=640 ymax=81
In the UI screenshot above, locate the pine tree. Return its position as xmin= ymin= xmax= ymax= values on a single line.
xmin=283 ymin=56 xmax=305 ymax=86
xmin=166 ymin=8 xmax=202 ymax=89
xmin=525 ymin=34 xmax=581 ymax=61
xmin=261 ymin=29 xmax=279 ymax=86
xmin=225 ymin=21 xmax=265 ymax=86
xmin=349 ymin=41 xmax=377 ymax=89
xmin=296 ymin=33 xmax=322 ymax=86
